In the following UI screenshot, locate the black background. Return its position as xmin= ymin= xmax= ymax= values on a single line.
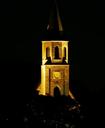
xmin=0 ymin=0 xmax=105 ymax=125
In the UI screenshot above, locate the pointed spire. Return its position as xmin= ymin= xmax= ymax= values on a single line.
xmin=55 ymin=0 xmax=63 ymax=31
xmin=47 ymin=0 xmax=63 ymax=32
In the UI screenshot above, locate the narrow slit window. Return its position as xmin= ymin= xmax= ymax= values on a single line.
xmin=46 ymin=47 xmax=50 ymax=59
xmin=64 ymin=47 xmax=66 ymax=58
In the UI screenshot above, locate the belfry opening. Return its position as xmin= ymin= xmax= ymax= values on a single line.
xmin=54 ymin=46 xmax=60 ymax=59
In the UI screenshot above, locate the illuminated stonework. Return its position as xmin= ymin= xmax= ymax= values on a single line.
xmin=40 ymin=64 xmax=69 ymax=96
xmin=42 ymin=41 xmax=69 ymax=65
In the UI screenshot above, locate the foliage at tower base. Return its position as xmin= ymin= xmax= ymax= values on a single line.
xmin=23 ymin=94 xmax=85 ymax=128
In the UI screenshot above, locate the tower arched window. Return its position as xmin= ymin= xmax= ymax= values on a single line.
xmin=46 ymin=47 xmax=50 ymax=59
xmin=54 ymin=46 xmax=60 ymax=59
xmin=64 ymin=47 xmax=66 ymax=58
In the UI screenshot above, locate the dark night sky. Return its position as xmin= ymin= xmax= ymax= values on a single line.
xmin=0 ymin=0 xmax=105 ymax=103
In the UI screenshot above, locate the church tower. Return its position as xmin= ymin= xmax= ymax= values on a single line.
xmin=39 ymin=0 xmax=74 ymax=98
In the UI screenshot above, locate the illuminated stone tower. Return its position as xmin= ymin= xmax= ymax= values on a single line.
xmin=39 ymin=0 xmax=74 ymax=98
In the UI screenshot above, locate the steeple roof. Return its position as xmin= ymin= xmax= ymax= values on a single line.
xmin=41 ymin=0 xmax=68 ymax=40
xmin=47 ymin=0 xmax=63 ymax=32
